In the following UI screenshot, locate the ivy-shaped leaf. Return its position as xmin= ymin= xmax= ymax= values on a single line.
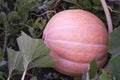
xmin=17 ymin=32 xmax=51 ymax=67
xmin=109 ymin=26 xmax=120 ymax=55
xmin=28 ymin=56 xmax=55 ymax=69
xmin=17 ymin=31 xmax=55 ymax=80
xmin=88 ymin=59 xmax=97 ymax=79
xmin=7 ymin=48 xmax=23 ymax=79
xmin=7 ymin=11 xmax=21 ymax=21
xmin=108 ymin=54 xmax=120 ymax=80
xmin=0 ymin=12 xmax=7 ymax=23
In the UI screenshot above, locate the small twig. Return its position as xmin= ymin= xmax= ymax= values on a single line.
xmin=31 ymin=10 xmax=56 ymax=17
xmin=108 ymin=6 xmax=120 ymax=14
xmin=100 ymin=0 xmax=113 ymax=33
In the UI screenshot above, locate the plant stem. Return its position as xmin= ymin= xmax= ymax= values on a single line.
xmin=21 ymin=70 xmax=27 ymax=80
xmin=86 ymin=72 xmax=90 ymax=80
xmin=100 ymin=0 xmax=113 ymax=33
xmin=3 ymin=22 xmax=8 ymax=54
xmin=21 ymin=63 xmax=28 ymax=80
xmin=0 ymin=12 xmax=8 ymax=56
xmin=7 ymin=76 xmax=11 ymax=80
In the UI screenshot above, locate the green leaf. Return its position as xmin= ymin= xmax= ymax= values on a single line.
xmin=19 ymin=8 xmax=29 ymax=21
xmin=82 ymin=0 xmax=92 ymax=8
xmin=30 ymin=76 xmax=37 ymax=80
xmin=28 ymin=56 xmax=55 ymax=69
xmin=63 ymin=0 xmax=78 ymax=4
xmin=0 ymin=75 xmax=5 ymax=80
xmin=91 ymin=0 xmax=101 ymax=5
xmin=33 ymin=17 xmax=41 ymax=28
xmin=17 ymin=31 xmax=51 ymax=68
xmin=0 ymin=61 xmax=7 ymax=67
xmin=7 ymin=11 xmax=21 ymax=21
xmin=38 ymin=19 xmax=47 ymax=30
xmin=100 ymin=69 xmax=111 ymax=80
xmin=109 ymin=26 xmax=120 ymax=55
xmin=74 ymin=76 xmax=82 ymax=80
xmin=88 ymin=59 xmax=97 ymax=79
xmin=0 ymin=48 xmax=3 ymax=60
xmin=7 ymin=48 xmax=24 ymax=76
xmin=0 ymin=12 xmax=7 ymax=23
xmin=17 ymin=31 xmax=54 ymax=80
xmin=0 ymin=0 xmax=5 ymax=5
xmin=108 ymin=54 xmax=120 ymax=80
xmin=28 ymin=27 xmax=36 ymax=38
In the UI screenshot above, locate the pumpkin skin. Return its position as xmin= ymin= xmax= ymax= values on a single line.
xmin=43 ymin=9 xmax=108 ymax=76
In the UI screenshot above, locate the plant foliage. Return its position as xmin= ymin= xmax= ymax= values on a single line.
xmin=7 ymin=32 xmax=55 ymax=80
xmin=0 ymin=0 xmax=120 ymax=80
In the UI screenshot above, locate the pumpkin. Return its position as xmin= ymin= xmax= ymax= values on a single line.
xmin=43 ymin=9 xmax=108 ymax=76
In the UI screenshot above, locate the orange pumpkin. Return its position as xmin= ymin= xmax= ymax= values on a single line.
xmin=43 ymin=9 xmax=108 ymax=76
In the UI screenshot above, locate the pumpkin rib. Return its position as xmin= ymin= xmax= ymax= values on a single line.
xmin=49 ymin=51 xmax=107 ymax=75
xmin=48 ymin=45 xmax=107 ymax=63
xmin=45 ymin=39 xmax=108 ymax=63
xmin=43 ymin=9 xmax=108 ymax=76
xmin=45 ymin=39 xmax=107 ymax=47
xmin=49 ymin=50 xmax=108 ymax=64
xmin=44 ymin=24 xmax=107 ymax=36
